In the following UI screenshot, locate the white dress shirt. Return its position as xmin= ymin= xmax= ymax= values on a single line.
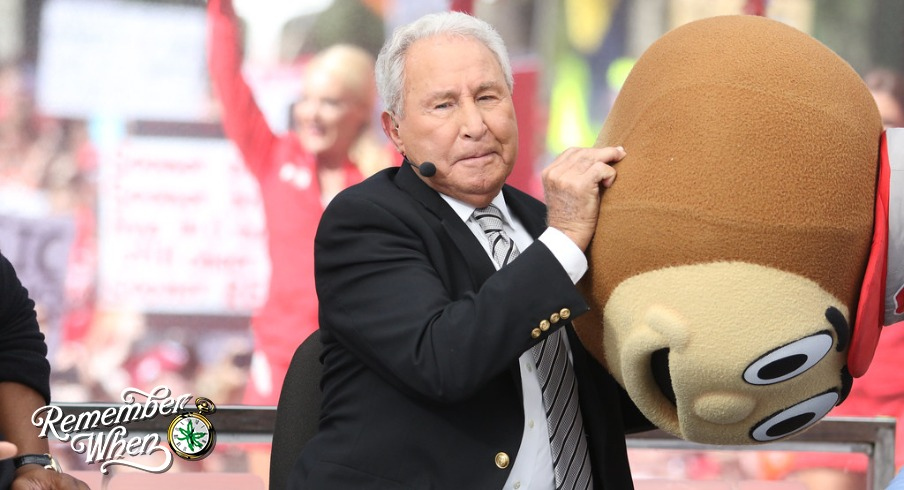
xmin=440 ymin=193 xmax=589 ymax=490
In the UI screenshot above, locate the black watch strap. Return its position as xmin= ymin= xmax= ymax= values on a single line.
xmin=12 ymin=453 xmax=60 ymax=472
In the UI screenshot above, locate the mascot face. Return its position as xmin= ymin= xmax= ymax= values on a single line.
xmin=605 ymin=263 xmax=850 ymax=443
xmin=575 ymin=15 xmax=882 ymax=444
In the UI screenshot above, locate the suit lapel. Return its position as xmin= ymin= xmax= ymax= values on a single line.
xmin=502 ymin=186 xmax=547 ymax=239
xmin=395 ymin=164 xmax=551 ymax=397
xmin=394 ymin=163 xmax=497 ymax=286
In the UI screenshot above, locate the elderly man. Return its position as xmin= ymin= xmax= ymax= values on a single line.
xmin=289 ymin=11 xmax=651 ymax=490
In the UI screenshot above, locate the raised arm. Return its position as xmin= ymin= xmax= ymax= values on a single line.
xmin=207 ymin=0 xmax=279 ymax=178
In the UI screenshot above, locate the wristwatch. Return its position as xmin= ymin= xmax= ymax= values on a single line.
xmin=12 ymin=453 xmax=61 ymax=472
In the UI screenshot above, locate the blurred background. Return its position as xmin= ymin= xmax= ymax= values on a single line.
xmin=0 ymin=0 xmax=901 ymax=483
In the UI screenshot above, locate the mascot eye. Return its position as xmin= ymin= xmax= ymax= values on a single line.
xmin=750 ymin=391 xmax=838 ymax=442
xmin=743 ymin=332 xmax=833 ymax=385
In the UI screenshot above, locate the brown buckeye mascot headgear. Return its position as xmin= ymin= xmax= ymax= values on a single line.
xmin=574 ymin=15 xmax=884 ymax=445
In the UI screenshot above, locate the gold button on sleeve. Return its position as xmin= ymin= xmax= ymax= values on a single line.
xmin=550 ymin=312 xmax=560 ymax=323
xmin=560 ymin=308 xmax=571 ymax=320
xmin=539 ymin=319 xmax=550 ymax=332
xmin=495 ymin=452 xmax=510 ymax=469
xmin=531 ymin=328 xmax=542 ymax=339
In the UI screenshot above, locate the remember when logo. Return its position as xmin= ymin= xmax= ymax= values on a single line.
xmin=31 ymin=386 xmax=217 ymax=474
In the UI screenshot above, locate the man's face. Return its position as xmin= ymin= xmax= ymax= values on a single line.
xmin=385 ymin=35 xmax=518 ymax=207
xmin=295 ymin=67 xmax=368 ymax=159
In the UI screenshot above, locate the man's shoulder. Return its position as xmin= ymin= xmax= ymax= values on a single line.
xmin=503 ymin=183 xmax=543 ymax=203
xmin=328 ymin=166 xmax=406 ymax=210
xmin=502 ymin=183 xmax=546 ymax=215
xmin=336 ymin=167 xmax=399 ymax=199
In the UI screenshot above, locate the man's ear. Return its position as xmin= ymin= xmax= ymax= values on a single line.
xmin=381 ymin=112 xmax=405 ymax=155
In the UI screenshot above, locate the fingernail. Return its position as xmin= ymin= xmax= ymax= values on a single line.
xmin=617 ymin=146 xmax=625 ymax=153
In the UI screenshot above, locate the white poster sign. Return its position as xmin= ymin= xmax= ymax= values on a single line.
xmin=36 ymin=0 xmax=208 ymax=121
xmin=97 ymin=137 xmax=268 ymax=313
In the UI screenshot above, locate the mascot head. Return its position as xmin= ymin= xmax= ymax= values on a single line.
xmin=575 ymin=15 xmax=883 ymax=445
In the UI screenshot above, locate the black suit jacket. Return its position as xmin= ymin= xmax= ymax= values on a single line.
xmin=289 ymin=163 xmax=651 ymax=489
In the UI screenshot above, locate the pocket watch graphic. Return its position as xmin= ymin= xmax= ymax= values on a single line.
xmin=167 ymin=397 xmax=217 ymax=461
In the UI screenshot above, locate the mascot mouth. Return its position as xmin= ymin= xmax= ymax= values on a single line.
xmin=651 ymin=348 xmax=677 ymax=406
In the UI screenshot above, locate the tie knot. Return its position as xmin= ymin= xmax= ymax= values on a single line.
xmin=473 ymin=204 xmax=505 ymax=234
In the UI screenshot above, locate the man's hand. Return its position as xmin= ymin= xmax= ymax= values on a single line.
xmin=543 ymin=146 xmax=625 ymax=251
xmin=12 ymin=465 xmax=91 ymax=490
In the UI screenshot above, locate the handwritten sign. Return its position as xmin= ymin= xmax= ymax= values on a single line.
xmin=97 ymin=137 xmax=268 ymax=314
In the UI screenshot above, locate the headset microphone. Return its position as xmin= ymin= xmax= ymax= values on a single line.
xmin=407 ymin=159 xmax=437 ymax=177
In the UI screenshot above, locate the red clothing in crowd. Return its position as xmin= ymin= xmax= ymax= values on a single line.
xmin=208 ymin=0 xmax=364 ymax=404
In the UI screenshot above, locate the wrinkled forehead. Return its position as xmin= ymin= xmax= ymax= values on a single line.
xmin=404 ymin=35 xmax=506 ymax=84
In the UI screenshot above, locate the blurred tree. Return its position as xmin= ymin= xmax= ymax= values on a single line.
xmin=869 ymin=0 xmax=904 ymax=73
xmin=813 ymin=0 xmax=904 ymax=75
xmin=293 ymin=0 xmax=385 ymax=60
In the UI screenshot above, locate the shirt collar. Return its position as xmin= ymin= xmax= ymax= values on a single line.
xmin=440 ymin=193 xmax=514 ymax=225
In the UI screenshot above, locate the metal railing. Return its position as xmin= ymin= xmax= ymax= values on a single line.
xmin=50 ymin=404 xmax=896 ymax=488
xmin=626 ymin=417 xmax=896 ymax=489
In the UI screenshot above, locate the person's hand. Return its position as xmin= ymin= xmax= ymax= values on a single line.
xmin=0 ymin=441 xmax=16 ymax=460
xmin=12 ymin=465 xmax=91 ymax=490
xmin=542 ymin=146 xmax=625 ymax=251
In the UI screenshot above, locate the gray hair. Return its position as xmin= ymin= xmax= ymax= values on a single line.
xmin=375 ymin=11 xmax=514 ymax=118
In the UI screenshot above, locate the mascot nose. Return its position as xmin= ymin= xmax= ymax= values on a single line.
xmin=646 ymin=306 xmax=690 ymax=351
xmin=692 ymin=392 xmax=756 ymax=425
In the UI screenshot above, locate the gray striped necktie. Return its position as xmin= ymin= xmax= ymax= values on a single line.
xmin=472 ymin=204 xmax=593 ymax=490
